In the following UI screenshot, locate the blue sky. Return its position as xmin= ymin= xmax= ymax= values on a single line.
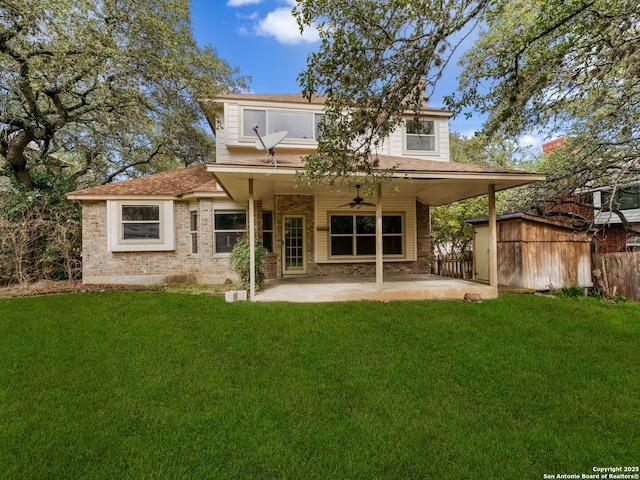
xmin=190 ymin=0 xmax=542 ymax=147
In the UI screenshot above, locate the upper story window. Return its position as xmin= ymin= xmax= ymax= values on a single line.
xmin=405 ymin=119 xmax=436 ymax=152
xmin=601 ymin=186 xmax=640 ymax=211
xmin=243 ymin=109 xmax=324 ymax=140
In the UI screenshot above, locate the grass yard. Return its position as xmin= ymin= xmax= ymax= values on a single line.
xmin=0 ymin=292 xmax=638 ymax=479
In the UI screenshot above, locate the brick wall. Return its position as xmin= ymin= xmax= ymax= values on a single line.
xmin=81 ymin=196 xmax=433 ymax=285
xmin=81 ymin=200 xmax=236 ymax=285
xmin=595 ymin=224 xmax=629 ymax=253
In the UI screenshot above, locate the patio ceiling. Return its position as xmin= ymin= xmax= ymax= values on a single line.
xmin=208 ymin=155 xmax=546 ymax=205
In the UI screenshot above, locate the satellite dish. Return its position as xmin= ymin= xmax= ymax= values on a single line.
xmin=253 ymin=125 xmax=287 ymax=165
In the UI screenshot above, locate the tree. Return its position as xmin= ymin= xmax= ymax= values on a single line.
xmin=295 ymin=0 xmax=640 ymax=231
xmin=294 ymin=0 xmax=489 ymax=187
xmin=0 ymin=0 xmax=246 ymax=190
xmin=431 ymin=133 xmax=519 ymax=257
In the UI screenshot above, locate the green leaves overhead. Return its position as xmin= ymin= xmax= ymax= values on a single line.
xmin=294 ymin=0 xmax=489 ymax=186
xmin=0 ymin=0 xmax=246 ymax=189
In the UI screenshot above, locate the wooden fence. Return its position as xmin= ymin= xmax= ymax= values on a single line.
xmin=433 ymin=256 xmax=473 ymax=279
xmin=593 ymin=252 xmax=640 ymax=302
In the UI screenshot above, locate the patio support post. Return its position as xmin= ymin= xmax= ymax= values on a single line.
xmin=376 ymin=184 xmax=383 ymax=295
xmin=488 ymin=184 xmax=498 ymax=289
xmin=249 ymin=179 xmax=256 ymax=299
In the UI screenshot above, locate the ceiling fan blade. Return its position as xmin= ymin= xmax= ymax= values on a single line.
xmin=362 ymin=202 xmax=376 ymax=207
xmin=338 ymin=201 xmax=355 ymax=208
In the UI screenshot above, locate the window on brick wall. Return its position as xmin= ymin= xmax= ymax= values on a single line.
xmin=262 ymin=211 xmax=273 ymax=252
xmin=214 ymin=210 xmax=246 ymax=253
xmin=107 ymin=200 xmax=175 ymax=252
xmin=329 ymin=214 xmax=403 ymax=257
xmin=189 ymin=210 xmax=198 ymax=254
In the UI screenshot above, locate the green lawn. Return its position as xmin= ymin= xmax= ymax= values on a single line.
xmin=0 ymin=292 xmax=638 ymax=479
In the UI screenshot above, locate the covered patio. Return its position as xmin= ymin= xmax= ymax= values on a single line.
xmin=253 ymin=274 xmax=494 ymax=302
xmin=209 ymin=154 xmax=545 ymax=302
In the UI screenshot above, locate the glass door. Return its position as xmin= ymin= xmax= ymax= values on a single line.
xmin=283 ymin=216 xmax=305 ymax=274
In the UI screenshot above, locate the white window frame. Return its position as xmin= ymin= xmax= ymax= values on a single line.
xmin=404 ymin=119 xmax=437 ymax=154
xmin=189 ymin=209 xmax=198 ymax=255
xmin=214 ymin=209 xmax=247 ymax=254
xmin=328 ymin=212 xmax=404 ymax=259
xmin=241 ymin=108 xmax=324 ymax=141
xmin=107 ymin=200 xmax=175 ymax=252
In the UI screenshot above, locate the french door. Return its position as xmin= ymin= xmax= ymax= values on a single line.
xmin=283 ymin=216 xmax=305 ymax=274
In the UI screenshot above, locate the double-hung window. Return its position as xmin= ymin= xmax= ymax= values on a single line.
xmin=405 ymin=119 xmax=436 ymax=152
xmin=262 ymin=211 xmax=274 ymax=252
xmin=214 ymin=210 xmax=246 ymax=253
xmin=189 ymin=210 xmax=198 ymax=254
xmin=108 ymin=200 xmax=174 ymax=252
xmin=330 ymin=214 xmax=403 ymax=257
xmin=121 ymin=205 xmax=161 ymax=240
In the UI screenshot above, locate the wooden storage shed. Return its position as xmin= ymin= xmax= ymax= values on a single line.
xmin=466 ymin=213 xmax=592 ymax=290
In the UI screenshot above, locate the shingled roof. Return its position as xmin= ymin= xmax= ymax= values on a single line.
xmin=67 ymin=164 xmax=219 ymax=199
xmin=213 ymin=154 xmax=538 ymax=176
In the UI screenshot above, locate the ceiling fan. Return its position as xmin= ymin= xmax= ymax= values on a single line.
xmin=339 ymin=184 xmax=376 ymax=208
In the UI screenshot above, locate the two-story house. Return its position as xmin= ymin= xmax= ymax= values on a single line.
xmin=68 ymin=93 xmax=544 ymax=301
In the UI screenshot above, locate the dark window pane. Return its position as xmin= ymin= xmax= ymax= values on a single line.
xmin=216 ymin=232 xmax=243 ymax=253
xmin=123 ymin=223 xmax=160 ymax=240
xmin=356 ymin=236 xmax=376 ymax=255
xmin=331 ymin=237 xmax=353 ymax=256
xmin=406 ymin=119 xmax=434 ymax=135
xmin=382 ymin=215 xmax=402 ymax=234
xmin=262 ymin=232 xmax=273 ymax=252
xmin=383 ymin=236 xmax=403 ymax=255
xmin=191 ymin=233 xmax=198 ymax=254
xmin=190 ymin=211 xmax=198 ymax=231
xmin=262 ymin=211 xmax=273 ymax=231
xmin=356 ymin=215 xmax=376 ymax=234
xmin=122 ymin=205 xmax=159 ymax=221
xmin=215 ymin=211 xmax=246 ymax=230
xmin=331 ymin=215 xmax=353 ymax=234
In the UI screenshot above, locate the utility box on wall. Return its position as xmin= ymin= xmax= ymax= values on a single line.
xmin=466 ymin=213 xmax=592 ymax=290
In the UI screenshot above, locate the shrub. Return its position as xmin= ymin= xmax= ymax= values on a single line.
xmin=228 ymin=237 xmax=268 ymax=291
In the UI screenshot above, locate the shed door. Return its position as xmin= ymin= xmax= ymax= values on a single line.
xmin=474 ymin=226 xmax=490 ymax=281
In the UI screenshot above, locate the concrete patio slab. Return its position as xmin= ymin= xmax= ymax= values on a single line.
xmin=253 ymin=274 xmax=497 ymax=302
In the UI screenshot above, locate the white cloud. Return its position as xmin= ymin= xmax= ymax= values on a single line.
xmin=518 ymin=134 xmax=543 ymax=151
xmin=256 ymin=7 xmax=319 ymax=45
xmin=227 ymin=0 xmax=262 ymax=6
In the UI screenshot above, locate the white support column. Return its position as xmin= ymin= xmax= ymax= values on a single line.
xmin=376 ymin=184 xmax=383 ymax=295
xmin=488 ymin=184 xmax=498 ymax=289
xmin=249 ymin=179 xmax=256 ymax=300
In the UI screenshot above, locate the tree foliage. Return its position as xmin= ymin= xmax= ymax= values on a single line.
xmin=294 ymin=0 xmax=488 ymax=187
xmin=431 ymin=134 xmax=517 ymax=257
xmin=295 ymin=0 xmax=640 ymax=222
xmin=0 ymin=0 xmax=246 ymax=190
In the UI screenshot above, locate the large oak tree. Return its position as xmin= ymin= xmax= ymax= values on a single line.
xmin=0 ymin=0 xmax=246 ymax=190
